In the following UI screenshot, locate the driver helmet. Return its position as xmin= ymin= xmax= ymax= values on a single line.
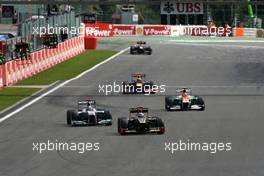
xmin=137 ymin=76 xmax=142 ymax=82
xmin=182 ymin=89 xmax=187 ymax=96
xmin=137 ymin=112 xmax=145 ymax=118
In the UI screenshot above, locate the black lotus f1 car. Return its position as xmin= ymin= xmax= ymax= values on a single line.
xmin=118 ymin=107 xmax=165 ymax=135
xmin=165 ymin=88 xmax=205 ymax=111
xmin=67 ymin=100 xmax=112 ymax=126
xmin=122 ymin=73 xmax=156 ymax=94
xmin=130 ymin=41 xmax=152 ymax=55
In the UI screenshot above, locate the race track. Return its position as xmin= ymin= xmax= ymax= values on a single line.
xmin=0 ymin=39 xmax=264 ymax=176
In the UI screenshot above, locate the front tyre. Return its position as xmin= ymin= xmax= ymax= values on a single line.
xmin=66 ymin=110 xmax=76 ymax=125
xmin=67 ymin=110 xmax=72 ymax=125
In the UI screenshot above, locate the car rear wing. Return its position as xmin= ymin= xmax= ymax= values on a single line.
xmin=129 ymin=107 xmax=148 ymax=113
xmin=136 ymin=41 xmax=146 ymax=44
xmin=132 ymin=73 xmax=146 ymax=78
xmin=78 ymin=99 xmax=96 ymax=110
xmin=129 ymin=107 xmax=149 ymax=119
xmin=78 ymin=99 xmax=96 ymax=104
xmin=175 ymin=88 xmax=192 ymax=95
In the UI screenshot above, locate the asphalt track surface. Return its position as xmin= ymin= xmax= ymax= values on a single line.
xmin=1 ymin=38 xmax=264 ymax=176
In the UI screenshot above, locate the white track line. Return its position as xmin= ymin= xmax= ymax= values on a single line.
xmin=166 ymin=41 xmax=264 ymax=49
xmin=166 ymin=85 xmax=263 ymax=88
xmin=0 ymin=47 xmax=129 ymax=123
xmin=58 ymin=85 xmax=263 ymax=89
xmin=167 ymin=39 xmax=264 ymax=43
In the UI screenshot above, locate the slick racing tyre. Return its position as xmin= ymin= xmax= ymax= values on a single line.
xmin=118 ymin=117 xmax=128 ymax=135
xmin=67 ymin=110 xmax=77 ymax=126
xmin=156 ymin=117 xmax=165 ymax=134
xmin=67 ymin=110 xmax=75 ymax=125
xmin=165 ymin=104 xmax=171 ymax=111
xmin=147 ymin=50 xmax=152 ymax=55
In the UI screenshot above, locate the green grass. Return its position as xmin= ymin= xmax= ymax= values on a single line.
xmin=0 ymin=50 xmax=117 ymax=112
xmin=17 ymin=50 xmax=117 ymax=85
xmin=0 ymin=87 xmax=40 ymax=111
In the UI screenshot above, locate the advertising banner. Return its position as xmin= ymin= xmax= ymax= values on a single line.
xmin=143 ymin=26 xmax=171 ymax=36
xmin=83 ymin=23 xmax=114 ymax=37
xmin=161 ymin=1 xmax=204 ymax=14
xmin=113 ymin=25 xmax=136 ymax=36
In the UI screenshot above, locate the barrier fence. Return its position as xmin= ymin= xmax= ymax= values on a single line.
xmin=0 ymin=36 xmax=84 ymax=89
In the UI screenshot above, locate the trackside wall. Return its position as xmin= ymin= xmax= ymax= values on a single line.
xmin=0 ymin=36 xmax=84 ymax=87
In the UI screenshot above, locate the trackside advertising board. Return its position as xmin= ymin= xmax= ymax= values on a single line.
xmin=113 ymin=25 xmax=136 ymax=36
xmin=83 ymin=24 xmax=114 ymax=37
xmin=143 ymin=26 xmax=171 ymax=36
xmin=82 ymin=24 xmax=172 ymax=37
xmin=161 ymin=1 xmax=204 ymax=14
xmin=81 ymin=24 xmax=231 ymax=37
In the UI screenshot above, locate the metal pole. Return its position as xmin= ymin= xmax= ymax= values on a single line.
xmin=255 ymin=0 xmax=258 ymax=17
xmin=167 ymin=14 xmax=170 ymax=25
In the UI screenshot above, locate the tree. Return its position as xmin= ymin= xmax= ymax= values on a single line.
xmin=0 ymin=51 xmax=4 ymax=65
xmin=135 ymin=5 xmax=160 ymax=24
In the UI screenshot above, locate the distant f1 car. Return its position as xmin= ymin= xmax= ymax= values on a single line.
xmin=118 ymin=107 xmax=165 ymax=135
xmin=67 ymin=100 xmax=112 ymax=126
xmin=122 ymin=73 xmax=156 ymax=94
xmin=165 ymin=88 xmax=205 ymax=111
xmin=130 ymin=41 xmax=152 ymax=55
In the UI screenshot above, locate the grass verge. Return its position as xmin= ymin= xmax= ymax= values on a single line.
xmin=0 ymin=87 xmax=40 ymax=111
xmin=0 ymin=50 xmax=117 ymax=112
xmin=17 ymin=50 xmax=117 ymax=85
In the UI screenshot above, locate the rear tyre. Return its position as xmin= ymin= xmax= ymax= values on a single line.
xmin=156 ymin=117 xmax=165 ymax=134
xmin=130 ymin=48 xmax=135 ymax=55
xmin=165 ymin=105 xmax=171 ymax=111
xmin=106 ymin=122 xmax=112 ymax=126
xmin=104 ymin=110 xmax=112 ymax=125
xmin=165 ymin=98 xmax=171 ymax=111
xmin=147 ymin=50 xmax=152 ymax=55
xmin=199 ymin=105 xmax=205 ymax=111
xmin=118 ymin=117 xmax=128 ymax=135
